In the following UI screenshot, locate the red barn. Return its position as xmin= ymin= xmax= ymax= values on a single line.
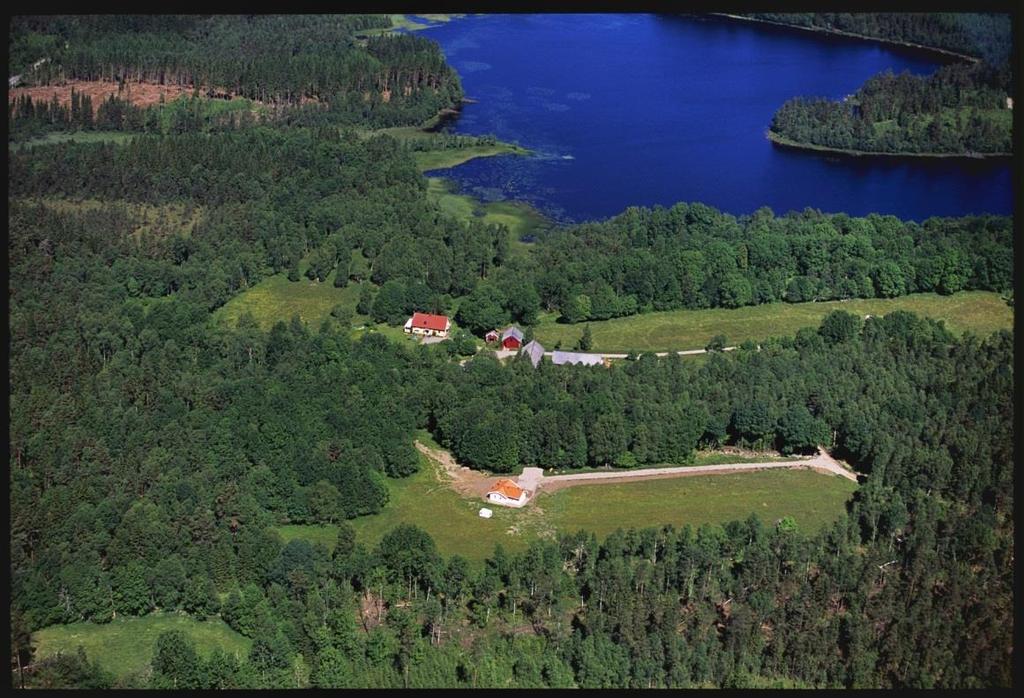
xmin=501 ymin=326 xmax=524 ymax=350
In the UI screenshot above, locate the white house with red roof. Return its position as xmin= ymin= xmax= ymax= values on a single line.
xmin=486 ymin=478 xmax=528 ymax=507
xmin=403 ymin=312 xmax=451 ymax=338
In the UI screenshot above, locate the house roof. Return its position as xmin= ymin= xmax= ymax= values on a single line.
xmin=488 ymin=478 xmax=525 ymax=500
xmin=520 ymin=340 xmax=545 ymax=367
xmin=551 ymin=350 xmax=604 ymax=366
xmin=409 ymin=312 xmax=450 ymax=332
xmin=501 ymin=326 xmax=524 ymax=341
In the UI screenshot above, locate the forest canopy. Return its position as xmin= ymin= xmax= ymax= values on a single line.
xmin=8 ymin=15 xmax=464 ymax=133
xmin=756 ymin=13 xmax=1013 ymax=156
xmin=8 ymin=12 xmax=1015 ymax=690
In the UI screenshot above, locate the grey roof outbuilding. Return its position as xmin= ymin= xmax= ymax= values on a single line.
xmin=519 ymin=340 xmax=545 ymax=367
xmin=551 ymin=350 xmax=604 ymax=366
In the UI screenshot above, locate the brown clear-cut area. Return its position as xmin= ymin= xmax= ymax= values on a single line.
xmin=8 ymin=79 xmax=246 ymax=114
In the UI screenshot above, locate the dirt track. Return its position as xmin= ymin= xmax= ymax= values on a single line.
xmin=415 ymin=441 xmax=859 ymax=506
xmin=537 ymin=448 xmax=858 ymax=493
xmin=414 ymin=440 xmax=494 ymax=498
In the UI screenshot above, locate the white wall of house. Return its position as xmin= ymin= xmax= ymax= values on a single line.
xmin=404 ymin=322 xmax=449 ymax=338
xmin=486 ymin=491 xmax=528 ymax=508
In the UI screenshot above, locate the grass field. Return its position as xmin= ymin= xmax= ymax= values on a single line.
xmin=276 ymin=436 xmax=532 ymax=562
xmin=414 ymin=142 xmax=530 ymax=171
xmin=32 ymin=613 xmax=251 ymax=681
xmin=537 ymin=469 xmax=857 ymax=541
xmin=213 ymin=266 xmax=365 ymax=330
xmin=211 ymin=264 xmax=470 ymax=349
xmin=532 ymin=291 xmax=1012 ymax=353
xmin=360 ymin=124 xmax=530 ymax=173
xmin=277 ymin=434 xmax=856 ymax=564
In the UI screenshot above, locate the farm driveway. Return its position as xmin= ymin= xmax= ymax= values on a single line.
xmin=417 ymin=440 xmax=859 ymax=508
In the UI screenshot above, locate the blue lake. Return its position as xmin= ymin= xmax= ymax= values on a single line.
xmin=421 ymin=14 xmax=1013 ymax=223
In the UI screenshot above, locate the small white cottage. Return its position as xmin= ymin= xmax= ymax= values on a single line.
xmin=479 ymin=508 xmax=493 ymax=519
xmin=486 ymin=479 xmax=528 ymax=508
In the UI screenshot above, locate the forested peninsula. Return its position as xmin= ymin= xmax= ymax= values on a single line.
xmin=8 ymin=13 xmax=1014 ymax=690
xmin=745 ymin=13 xmax=1013 ymax=157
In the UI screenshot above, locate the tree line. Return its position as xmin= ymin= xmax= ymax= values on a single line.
xmin=453 ymin=200 xmax=1010 ymax=328
xmin=743 ymin=12 xmax=1011 ymax=63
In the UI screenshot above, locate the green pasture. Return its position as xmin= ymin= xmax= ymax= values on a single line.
xmin=532 ymin=291 xmax=1012 ymax=353
xmin=277 ymin=435 xmax=855 ymax=565
xmin=537 ymin=469 xmax=857 ymax=542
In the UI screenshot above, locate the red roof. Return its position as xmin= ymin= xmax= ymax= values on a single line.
xmin=488 ymin=478 xmax=525 ymax=500
xmin=410 ymin=312 xmax=450 ymax=332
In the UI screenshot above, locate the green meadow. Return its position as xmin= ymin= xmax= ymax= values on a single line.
xmin=532 ymin=291 xmax=1012 ymax=353
xmin=213 ymin=266 xmax=365 ymax=331
xmin=413 ymin=142 xmax=530 ymax=171
xmin=276 ymin=434 xmax=856 ymax=565
xmin=32 ymin=613 xmax=251 ymax=681
xmin=537 ymin=469 xmax=857 ymax=542
xmin=276 ymin=435 xmax=531 ymax=562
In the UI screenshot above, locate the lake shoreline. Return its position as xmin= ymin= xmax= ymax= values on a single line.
xmin=708 ymin=13 xmax=981 ymax=64
xmin=418 ymin=13 xmax=1011 ymax=221
xmin=766 ymin=130 xmax=1012 ymax=160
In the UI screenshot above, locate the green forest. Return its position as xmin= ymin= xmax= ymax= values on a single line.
xmin=8 ymin=15 xmax=464 ymax=138
xmin=770 ymin=63 xmax=1012 ymax=154
xmin=8 ymin=12 xmax=1015 ymax=690
xmin=745 ymin=12 xmax=1012 ymax=62
xmin=756 ymin=12 xmax=1013 ymax=155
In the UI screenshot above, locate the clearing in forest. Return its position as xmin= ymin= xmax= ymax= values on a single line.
xmin=9 ymin=80 xmax=247 ymax=113
xmin=279 ymin=434 xmax=857 ymax=564
xmin=532 ymin=291 xmax=1012 ymax=353
xmin=213 ymin=268 xmax=366 ymax=331
xmin=31 ymin=613 xmax=251 ymax=682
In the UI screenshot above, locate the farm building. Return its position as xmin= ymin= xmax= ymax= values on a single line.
xmin=551 ymin=350 xmax=605 ymax=367
xmin=403 ymin=312 xmax=451 ymax=338
xmin=486 ymin=478 xmax=528 ymax=507
xmin=519 ymin=339 xmax=545 ymax=368
xmin=501 ymin=326 xmax=524 ymax=349
xmin=484 ymin=329 xmax=500 ymax=343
